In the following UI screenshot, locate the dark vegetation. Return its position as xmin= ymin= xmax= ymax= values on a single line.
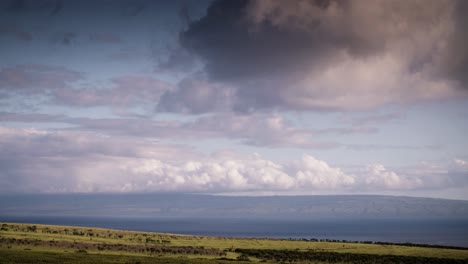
xmin=0 ymin=249 xmax=249 ymax=264
xmin=0 ymin=237 xmax=225 ymax=256
xmin=288 ymin=237 xmax=468 ymax=251
xmin=235 ymin=248 xmax=468 ymax=264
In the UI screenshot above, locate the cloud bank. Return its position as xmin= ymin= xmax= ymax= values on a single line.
xmin=1 ymin=126 xmax=466 ymax=194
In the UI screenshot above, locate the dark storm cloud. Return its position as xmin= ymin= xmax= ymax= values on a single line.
xmin=175 ymin=0 xmax=468 ymax=112
xmin=442 ymin=0 xmax=468 ymax=88
xmin=180 ymin=0 xmax=318 ymax=82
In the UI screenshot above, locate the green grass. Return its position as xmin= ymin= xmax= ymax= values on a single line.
xmin=1 ymin=222 xmax=467 ymax=263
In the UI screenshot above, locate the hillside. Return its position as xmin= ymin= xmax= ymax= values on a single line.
xmin=1 ymin=222 xmax=468 ymax=263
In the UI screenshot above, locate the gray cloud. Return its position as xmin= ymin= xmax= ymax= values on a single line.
xmin=440 ymin=0 xmax=468 ymax=87
xmin=0 ymin=112 xmax=66 ymax=123
xmin=1 ymin=112 xmax=330 ymax=148
xmin=0 ymin=64 xmax=82 ymax=94
xmin=154 ymin=45 xmax=198 ymax=74
xmin=185 ymin=113 xmax=337 ymax=148
xmin=177 ymin=0 xmax=468 ymax=112
xmin=343 ymin=144 xmax=443 ymax=152
xmin=52 ymin=31 xmax=77 ymax=45
xmin=52 ymin=75 xmax=171 ymax=108
xmin=89 ymin=33 xmax=121 ymax=44
xmin=348 ymin=113 xmax=404 ymax=127
xmin=4 ymin=0 xmax=63 ymax=15
xmin=0 ymin=24 xmax=32 ymax=41
xmin=0 ymin=126 xmax=152 ymax=158
xmin=121 ymin=1 xmax=146 ymax=17
xmin=53 ymin=32 xmax=123 ymax=46
xmin=157 ymin=76 xmax=234 ymax=114
xmin=0 ymin=65 xmax=171 ymax=112
xmin=0 ymin=111 xmax=443 ymax=151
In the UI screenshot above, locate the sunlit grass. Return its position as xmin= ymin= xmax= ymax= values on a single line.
xmin=1 ymin=222 xmax=467 ymax=263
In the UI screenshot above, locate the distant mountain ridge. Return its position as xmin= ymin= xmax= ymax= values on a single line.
xmin=1 ymin=194 xmax=468 ymax=219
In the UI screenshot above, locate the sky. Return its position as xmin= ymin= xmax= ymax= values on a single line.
xmin=0 ymin=0 xmax=467 ymax=199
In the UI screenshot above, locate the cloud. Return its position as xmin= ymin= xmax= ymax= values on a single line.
xmin=439 ymin=0 xmax=468 ymax=87
xmin=121 ymin=1 xmax=146 ymax=16
xmin=177 ymin=0 xmax=468 ymax=112
xmin=154 ymin=44 xmax=198 ymax=74
xmin=0 ymin=126 xmax=187 ymax=159
xmin=52 ymin=32 xmax=121 ymax=46
xmin=347 ymin=113 xmax=404 ymax=127
xmin=0 ymin=112 xmax=339 ymax=149
xmin=52 ymin=75 xmax=171 ymax=108
xmin=0 ymin=126 xmax=200 ymax=192
xmin=0 ymin=66 xmax=170 ymax=112
xmin=0 ymin=64 xmax=82 ymax=94
xmin=157 ymin=76 xmax=234 ymax=114
xmin=123 ymin=154 xmax=355 ymax=192
xmin=0 ymin=112 xmax=317 ymax=147
xmin=109 ymin=48 xmax=150 ymax=62
xmin=1 ymin=126 xmax=467 ymax=194
xmin=49 ymin=0 xmax=63 ymax=15
xmin=184 ymin=113 xmax=337 ymax=148
xmin=5 ymin=0 xmax=63 ymax=15
xmin=0 ymin=126 xmax=372 ymax=193
xmin=52 ymin=31 xmax=77 ymax=45
xmin=455 ymin=159 xmax=468 ymax=170
xmin=0 ymin=112 xmax=66 ymax=123
xmin=343 ymin=144 xmax=443 ymax=151
xmin=362 ymin=164 xmax=423 ymax=190
xmin=290 ymin=155 xmax=355 ymax=189
xmin=0 ymin=111 xmax=434 ymax=150
xmin=0 ymin=24 xmax=32 ymax=42
xmin=89 ymin=33 xmax=121 ymax=44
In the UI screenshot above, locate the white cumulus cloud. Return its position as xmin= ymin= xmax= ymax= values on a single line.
xmin=1 ymin=126 xmax=467 ymax=195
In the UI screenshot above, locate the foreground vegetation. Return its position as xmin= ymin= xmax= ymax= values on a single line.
xmin=1 ymin=222 xmax=467 ymax=263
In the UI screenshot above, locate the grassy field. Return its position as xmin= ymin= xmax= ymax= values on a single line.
xmin=1 ymin=222 xmax=467 ymax=263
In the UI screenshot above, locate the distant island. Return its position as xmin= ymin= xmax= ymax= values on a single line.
xmin=1 ymin=194 xmax=468 ymax=219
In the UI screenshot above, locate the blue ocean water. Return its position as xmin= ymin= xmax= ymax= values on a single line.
xmin=1 ymin=216 xmax=467 ymax=247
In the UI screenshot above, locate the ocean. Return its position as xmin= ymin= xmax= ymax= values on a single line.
xmin=1 ymin=215 xmax=467 ymax=247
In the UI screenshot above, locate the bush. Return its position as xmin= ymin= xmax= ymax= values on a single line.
xmin=237 ymin=254 xmax=250 ymax=261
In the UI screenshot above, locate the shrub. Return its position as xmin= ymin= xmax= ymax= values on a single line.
xmin=237 ymin=254 xmax=250 ymax=261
